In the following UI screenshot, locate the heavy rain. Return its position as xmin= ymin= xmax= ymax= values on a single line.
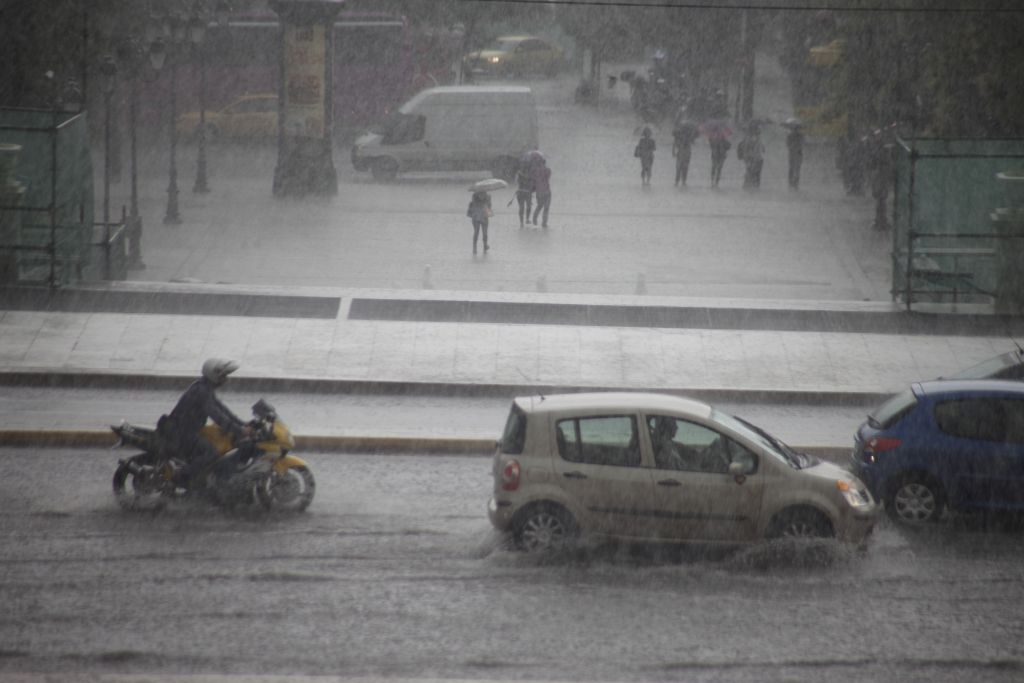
xmin=2 ymin=1 xmax=1024 ymax=682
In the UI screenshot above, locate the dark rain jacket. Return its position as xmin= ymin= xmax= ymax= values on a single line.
xmin=166 ymin=377 xmax=246 ymax=441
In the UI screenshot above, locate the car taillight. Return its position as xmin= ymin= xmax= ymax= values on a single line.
xmin=501 ymin=459 xmax=521 ymax=492
xmin=862 ymin=436 xmax=902 ymax=463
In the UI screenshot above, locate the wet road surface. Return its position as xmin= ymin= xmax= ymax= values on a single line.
xmin=2 ymin=448 xmax=1023 ymax=682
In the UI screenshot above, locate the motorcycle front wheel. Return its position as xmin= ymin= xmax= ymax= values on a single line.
xmin=254 ymin=465 xmax=315 ymax=512
xmin=112 ymin=455 xmax=168 ymax=511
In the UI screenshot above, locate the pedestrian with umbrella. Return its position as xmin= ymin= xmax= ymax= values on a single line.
xmin=672 ymin=114 xmax=700 ymax=187
xmin=467 ymin=178 xmax=506 ymax=254
xmin=702 ymin=119 xmax=732 ymax=188
xmin=783 ymin=118 xmax=805 ymax=190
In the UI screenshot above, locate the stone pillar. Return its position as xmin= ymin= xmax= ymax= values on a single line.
xmin=271 ymin=0 xmax=344 ymax=197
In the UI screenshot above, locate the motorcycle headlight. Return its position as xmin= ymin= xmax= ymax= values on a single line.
xmin=836 ymin=479 xmax=871 ymax=508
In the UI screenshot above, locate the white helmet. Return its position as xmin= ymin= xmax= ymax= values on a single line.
xmin=201 ymin=358 xmax=239 ymax=385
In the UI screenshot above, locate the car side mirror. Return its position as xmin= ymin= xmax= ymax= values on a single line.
xmin=729 ymin=461 xmax=751 ymax=477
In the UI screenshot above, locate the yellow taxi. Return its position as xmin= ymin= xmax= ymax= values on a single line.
xmin=462 ymin=35 xmax=564 ymax=78
xmin=176 ymin=94 xmax=278 ymax=140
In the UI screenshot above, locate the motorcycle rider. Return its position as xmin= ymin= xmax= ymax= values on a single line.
xmin=162 ymin=358 xmax=252 ymax=489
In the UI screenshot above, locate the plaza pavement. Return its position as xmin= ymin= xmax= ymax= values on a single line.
xmin=1 ymin=58 xmax=1018 ymax=452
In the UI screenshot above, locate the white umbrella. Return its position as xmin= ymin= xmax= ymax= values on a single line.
xmin=469 ymin=178 xmax=508 ymax=192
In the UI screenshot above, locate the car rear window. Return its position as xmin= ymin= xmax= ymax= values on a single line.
xmin=500 ymin=404 xmax=528 ymax=455
xmin=556 ymin=415 xmax=640 ymax=467
xmin=868 ymin=389 xmax=918 ymax=429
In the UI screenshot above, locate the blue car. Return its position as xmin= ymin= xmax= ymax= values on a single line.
xmin=851 ymin=380 xmax=1024 ymax=526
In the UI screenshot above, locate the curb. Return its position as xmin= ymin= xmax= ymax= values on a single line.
xmin=0 ymin=429 xmax=851 ymax=463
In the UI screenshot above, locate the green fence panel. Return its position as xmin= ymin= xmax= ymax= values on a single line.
xmin=0 ymin=108 xmax=94 ymax=286
xmin=893 ymin=137 xmax=1024 ymax=307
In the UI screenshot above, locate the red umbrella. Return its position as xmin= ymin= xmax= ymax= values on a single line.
xmin=700 ymin=119 xmax=732 ymax=140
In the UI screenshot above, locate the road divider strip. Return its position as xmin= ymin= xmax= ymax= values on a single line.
xmin=0 ymin=429 xmax=851 ymax=463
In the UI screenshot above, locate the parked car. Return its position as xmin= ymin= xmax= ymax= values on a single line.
xmin=489 ymin=392 xmax=877 ymax=552
xmin=176 ymin=94 xmax=278 ymax=140
xmin=462 ymin=35 xmax=563 ymax=78
xmin=942 ymin=346 xmax=1024 ymax=381
xmin=852 ymin=379 xmax=1024 ymax=527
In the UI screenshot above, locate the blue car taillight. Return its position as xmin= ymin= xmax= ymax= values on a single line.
xmin=860 ymin=436 xmax=902 ymax=464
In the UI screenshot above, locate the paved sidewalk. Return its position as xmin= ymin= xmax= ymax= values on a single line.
xmin=0 ymin=284 xmax=1014 ymax=400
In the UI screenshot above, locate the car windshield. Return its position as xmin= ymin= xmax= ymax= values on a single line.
xmin=485 ymin=38 xmax=519 ymax=52
xmin=713 ymin=410 xmax=807 ymax=469
xmin=945 ymin=350 xmax=1023 ymax=380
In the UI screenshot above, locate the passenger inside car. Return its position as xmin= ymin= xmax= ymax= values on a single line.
xmin=650 ymin=416 xmax=684 ymax=470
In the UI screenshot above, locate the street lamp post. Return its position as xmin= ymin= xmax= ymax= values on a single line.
xmin=100 ymin=55 xmax=117 ymax=280
xmin=162 ymin=14 xmax=185 ymax=225
xmin=116 ymin=37 xmax=147 ymax=269
xmin=189 ymin=14 xmax=209 ymax=194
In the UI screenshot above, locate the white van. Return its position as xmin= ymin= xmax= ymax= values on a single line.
xmin=350 ymin=86 xmax=539 ymax=181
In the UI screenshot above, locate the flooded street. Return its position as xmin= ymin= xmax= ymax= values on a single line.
xmin=3 ymin=449 xmax=1023 ymax=682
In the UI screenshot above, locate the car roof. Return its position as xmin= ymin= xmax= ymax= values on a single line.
xmin=513 ymin=392 xmax=713 ymax=418
xmin=915 ymin=378 xmax=1024 ymax=397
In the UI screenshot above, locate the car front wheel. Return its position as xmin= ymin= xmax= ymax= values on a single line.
xmin=767 ymin=507 xmax=833 ymax=539
xmin=514 ymin=504 xmax=577 ymax=552
xmin=886 ymin=474 xmax=945 ymax=527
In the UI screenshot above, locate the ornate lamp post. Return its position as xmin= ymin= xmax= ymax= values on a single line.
xmin=160 ymin=12 xmax=186 ymax=225
xmin=100 ymin=54 xmax=117 ymax=280
xmin=114 ymin=36 xmax=152 ymax=270
xmin=189 ymin=13 xmax=209 ymax=194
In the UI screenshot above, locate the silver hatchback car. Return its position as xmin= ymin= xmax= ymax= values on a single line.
xmin=488 ymin=392 xmax=878 ymax=552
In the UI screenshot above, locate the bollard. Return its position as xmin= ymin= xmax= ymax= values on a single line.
xmin=423 ymin=265 xmax=433 ymax=289
xmin=536 ymin=274 xmax=547 ymax=292
xmin=635 ymin=273 xmax=647 ymax=295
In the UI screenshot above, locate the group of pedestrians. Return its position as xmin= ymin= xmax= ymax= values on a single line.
xmin=513 ymin=155 xmax=552 ymax=229
xmin=633 ymin=110 xmax=806 ymax=191
xmin=466 ymin=153 xmax=552 ymax=254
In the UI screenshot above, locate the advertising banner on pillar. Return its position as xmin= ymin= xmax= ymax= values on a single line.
xmin=283 ymin=24 xmax=327 ymax=138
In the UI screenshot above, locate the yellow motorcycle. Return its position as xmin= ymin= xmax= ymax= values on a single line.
xmin=111 ymin=399 xmax=315 ymax=512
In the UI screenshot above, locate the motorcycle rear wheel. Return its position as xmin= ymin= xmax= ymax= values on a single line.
xmin=112 ymin=455 xmax=168 ymax=512
xmin=254 ymin=465 xmax=315 ymax=512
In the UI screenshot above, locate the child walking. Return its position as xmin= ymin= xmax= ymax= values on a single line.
xmin=466 ymin=190 xmax=492 ymax=254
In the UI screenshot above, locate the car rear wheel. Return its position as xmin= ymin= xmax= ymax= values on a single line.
xmin=514 ymin=504 xmax=577 ymax=552
xmin=767 ymin=507 xmax=833 ymax=539
xmin=371 ymin=157 xmax=399 ymax=182
xmin=886 ymin=474 xmax=945 ymax=527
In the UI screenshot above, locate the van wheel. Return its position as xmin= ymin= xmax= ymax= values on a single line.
xmin=885 ymin=474 xmax=945 ymax=527
xmin=492 ymin=156 xmax=518 ymax=181
xmin=371 ymin=157 xmax=399 ymax=181
xmin=766 ymin=507 xmax=833 ymax=539
xmin=514 ymin=504 xmax=577 ymax=552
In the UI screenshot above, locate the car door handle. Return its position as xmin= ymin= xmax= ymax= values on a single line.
xmin=562 ymin=471 xmax=587 ymax=480
xmin=657 ymin=479 xmax=682 ymax=487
